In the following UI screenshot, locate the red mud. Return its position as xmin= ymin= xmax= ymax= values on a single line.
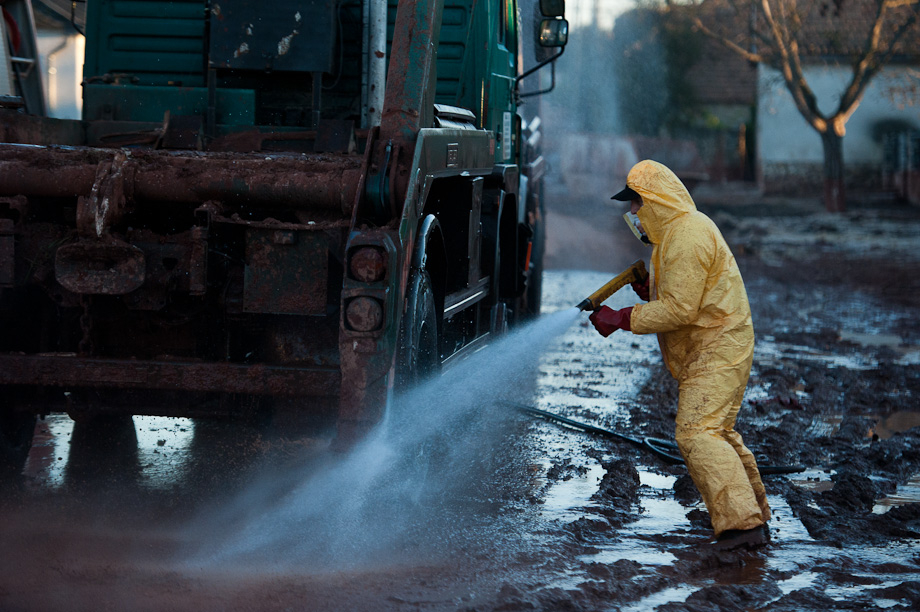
xmin=2 ymin=189 xmax=920 ymax=611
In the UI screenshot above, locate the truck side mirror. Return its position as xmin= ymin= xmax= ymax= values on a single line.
xmin=540 ymin=0 xmax=565 ymax=17
xmin=539 ymin=19 xmax=568 ymax=47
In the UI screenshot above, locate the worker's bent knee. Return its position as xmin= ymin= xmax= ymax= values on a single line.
xmin=674 ymin=424 xmax=712 ymax=446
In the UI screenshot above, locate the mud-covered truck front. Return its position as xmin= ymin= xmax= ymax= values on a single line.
xmin=0 ymin=0 xmax=568 ymax=468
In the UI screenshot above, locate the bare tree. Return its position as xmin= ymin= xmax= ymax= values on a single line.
xmin=683 ymin=0 xmax=919 ymax=212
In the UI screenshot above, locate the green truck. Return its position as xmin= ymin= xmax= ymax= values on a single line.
xmin=0 ymin=0 xmax=567 ymax=470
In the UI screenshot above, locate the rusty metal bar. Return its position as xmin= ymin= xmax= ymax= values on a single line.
xmin=0 ymin=354 xmax=341 ymax=397
xmin=379 ymin=0 xmax=444 ymax=142
xmin=0 ymin=144 xmax=362 ymax=213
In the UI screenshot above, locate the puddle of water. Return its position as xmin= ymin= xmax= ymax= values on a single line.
xmin=789 ymin=468 xmax=836 ymax=493
xmin=776 ymin=570 xmax=819 ymax=595
xmin=23 ymin=414 xmax=73 ymax=487
xmin=873 ymin=473 xmax=920 ymax=514
xmin=620 ymin=586 xmax=698 ymax=612
xmin=836 ymin=330 xmax=920 ymax=365
xmin=806 ymin=415 xmax=844 ymax=438
xmin=134 ymin=416 xmax=197 ymax=488
xmin=539 ymin=461 xmax=604 ymax=521
xmin=870 ymin=411 xmax=920 ymax=440
xmin=577 ymin=470 xmax=685 ymax=567
xmin=874 ymin=599 xmax=907 ymax=609
xmin=825 ymin=580 xmax=914 ymax=606
xmin=580 ymin=546 xmax=679 ymax=568
xmin=754 ymin=327 xmax=920 ymax=371
xmin=802 ymin=410 xmax=920 ymax=440
xmin=838 ymin=330 xmax=903 ymax=349
xmin=754 ymin=340 xmax=880 ymax=371
xmin=23 ymin=414 xmax=197 ymax=489
xmin=639 ymin=470 xmax=676 ymax=489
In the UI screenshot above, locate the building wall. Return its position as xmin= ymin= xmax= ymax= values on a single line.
xmin=37 ymin=31 xmax=83 ymax=120
xmin=757 ymin=63 xmax=920 ymax=194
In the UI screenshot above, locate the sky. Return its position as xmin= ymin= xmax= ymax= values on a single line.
xmin=567 ymin=0 xmax=635 ymax=31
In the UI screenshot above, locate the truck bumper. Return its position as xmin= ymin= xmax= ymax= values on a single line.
xmin=0 ymin=354 xmax=340 ymax=407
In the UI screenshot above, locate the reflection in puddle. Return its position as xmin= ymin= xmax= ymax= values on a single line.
xmin=871 ymin=411 xmax=920 ymax=440
xmin=838 ymin=330 xmax=903 ymax=349
xmin=800 ymin=410 xmax=920 ymax=440
xmin=578 ymin=471 xmax=685 ymax=567
xmin=874 ymin=473 xmax=920 ymax=514
xmin=789 ymin=468 xmax=835 ymax=493
xmin=826 ymin=580 xmax=907 ymax=605
xmin=754 ymin=340 xmax=880 ymax=371
xmin=776 ymin=571 xmax=819 ymax=595
xmin=539 ymin=461 xmax=603 ymax=521
xmin=838 ymin=330 xmax=920 ymax=365
xmin=639 ymin=470 xmax=676 ymax=489
xmin=24 ymin=414 xmax=73 ymax=487
xmin=134 ymin=416 xmax=197 ymax=488
xmin=23 ymin=414 xmax=196 ymax=489
xmin=621 ymin=586 xmax=696 ymax=612
xmin=806 ymin=415 xmax=844 ymax=438
xmin=754 ymin=334 xmax=920 ymax=371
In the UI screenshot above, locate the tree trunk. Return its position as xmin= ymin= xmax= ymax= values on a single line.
xmin=820 ymin=130 xmax=846 ymax=213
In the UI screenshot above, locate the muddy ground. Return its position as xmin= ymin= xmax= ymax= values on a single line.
xmin=1 ymin=183 xmax=920 ymax=611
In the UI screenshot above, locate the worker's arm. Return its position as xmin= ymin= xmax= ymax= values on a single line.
xmin=631 ymin=224 xmax=712 ymax=334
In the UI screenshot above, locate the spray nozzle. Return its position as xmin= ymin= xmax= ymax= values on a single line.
xmin=577 ymin=260 xmax=648 ymax=311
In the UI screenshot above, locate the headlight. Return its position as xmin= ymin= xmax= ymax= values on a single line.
xmin=345 ymin=297 xmax=384 ymax=332
xmin=349 ymin=246 xmax=387 ymax=283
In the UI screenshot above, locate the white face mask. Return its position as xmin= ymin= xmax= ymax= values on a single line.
xmin=623 ymin=212 xmax=651 ymax=245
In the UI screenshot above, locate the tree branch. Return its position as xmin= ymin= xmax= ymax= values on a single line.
xmin=836 ymin=0 xmax=920 ymax=128
xmin=759 ymin=0 xmax=827 ymax=131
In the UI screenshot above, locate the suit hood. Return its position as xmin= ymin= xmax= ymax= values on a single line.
xmin=627 ymin=160 xmax=695 ymax=244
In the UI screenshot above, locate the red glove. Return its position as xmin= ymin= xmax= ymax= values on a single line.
xmin=589 ymin=306 xmax=633 ymax=337
xmin=631 ymin=275 xmax=650 ymax=301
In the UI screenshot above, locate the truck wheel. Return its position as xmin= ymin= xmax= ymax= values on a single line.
xmin=396 ymin=269 xmax=440 ymax=390
xmin=393 ymin=268 xmax=444 ymax=487
xmin=0 ymin=410 xmax=36 ymax=479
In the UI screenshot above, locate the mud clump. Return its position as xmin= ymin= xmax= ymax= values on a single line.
xmin=820 ymin=471 xmax=879 ymax=512
xmin=673 ymin=474 xmax=701 ymax=505
xmin=584 ymin=559 xmax=641 ymax=581
xmin=592 ymin=457 xmax=640 ymax=511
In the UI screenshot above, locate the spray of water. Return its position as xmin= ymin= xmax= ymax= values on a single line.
xmin=189 ymin=307 xmax=582 ymax=570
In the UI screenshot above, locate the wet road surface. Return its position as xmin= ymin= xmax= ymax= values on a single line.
xmin=3 ymin=194 xmax=920 ymax=610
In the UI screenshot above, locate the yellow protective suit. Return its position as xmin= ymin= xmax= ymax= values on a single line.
xmin=626 ymin=160 xmax=771 ymax=536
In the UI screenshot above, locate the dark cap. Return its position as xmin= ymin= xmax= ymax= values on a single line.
xmin=611 ymin=186 xmax=640 ymax=202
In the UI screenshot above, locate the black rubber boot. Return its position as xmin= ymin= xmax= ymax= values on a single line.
xmin=713 ymin=524 xmax=770 ymax=551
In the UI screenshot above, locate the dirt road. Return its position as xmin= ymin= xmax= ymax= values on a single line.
xmin=2 ymin=185 xmax=920 ymax=611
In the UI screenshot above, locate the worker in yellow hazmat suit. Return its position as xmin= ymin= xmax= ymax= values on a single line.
xmin=589 ymin=160 xmax=771 ymax=549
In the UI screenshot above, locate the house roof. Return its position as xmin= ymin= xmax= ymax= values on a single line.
xmin=693 ymin=0 xmax=920 ymax=60
xmin=686 ymin=38 xmax=757 ymax=105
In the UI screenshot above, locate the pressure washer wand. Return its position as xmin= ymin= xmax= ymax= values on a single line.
xmin=577 ymin=260 xmax=648 ymax=311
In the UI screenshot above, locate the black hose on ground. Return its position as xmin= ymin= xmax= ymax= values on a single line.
xmin=504 ymin=401 xmax=805 ymax=476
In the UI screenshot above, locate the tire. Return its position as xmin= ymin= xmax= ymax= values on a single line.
xmin=393 ymin=268 xmax=443 ymax=492
xmin=395 ymin=269 xmax=440 ymax=390
xmin=0 ymin=410 xmax=35 ymax=479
